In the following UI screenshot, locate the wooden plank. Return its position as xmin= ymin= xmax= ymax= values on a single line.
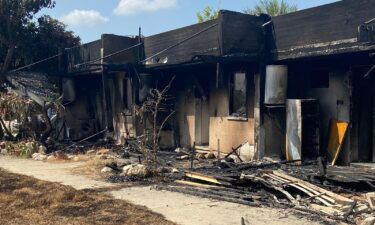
xmin=242 ymin=174 xmax=298 ymax=204
xmin=265 ymin=173 xmax=334 ymax=207
xmin=326 ymin=119 xmax=349 ymax=166
xmin=175 ymin=180 xmax=223 ymax=189
xmin=184 ymin=172 xmax=227 ymax=185
xmin=310 ymin=204 xmax=344 ymax=216
xmin=272 ymin=171 xmax=354 ymax=206
xmin=158 ymin=185 xmax=260 ymax=207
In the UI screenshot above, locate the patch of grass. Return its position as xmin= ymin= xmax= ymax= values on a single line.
xmin=0 ymin=169 xmax=176 ymax=225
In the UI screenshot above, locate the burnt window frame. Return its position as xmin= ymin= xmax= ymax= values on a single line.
xmin=228 ymin=71 xmax=248 ymax=119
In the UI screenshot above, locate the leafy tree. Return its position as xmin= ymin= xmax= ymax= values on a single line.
xmin=244 ymin=0 xmax=297 ymax=16
xmin=17 ymin=16 xmax=80 ymax=72
xmin=197 ymin=1 xmax=222 ymax=23
xmin=0 ymin=0 xmax=56 ymax=81
xmin=197 ymin=6 xmax=219 ymax=23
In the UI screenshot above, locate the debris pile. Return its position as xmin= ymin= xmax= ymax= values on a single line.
xmin=154 ymin=159 xmax=375 ymax=224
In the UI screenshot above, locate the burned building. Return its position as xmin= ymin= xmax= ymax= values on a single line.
xmin=262 ymin=0 xmax=375 ymax=165
xmin=140 ymin=11 xmax=268 ymax=160
xmin=61 ymin=34 xmax=140 ymax=142
xmin=58 ymin=0 xmax=375 ymax=165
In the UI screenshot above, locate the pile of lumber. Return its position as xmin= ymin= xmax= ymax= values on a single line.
xmin=242 ymin=170 xmax=369 ymax=217
xmin=157 ymin=169 xmax=372 ymax=223
xmin=157 ymin=171 xmax=262 ymax=206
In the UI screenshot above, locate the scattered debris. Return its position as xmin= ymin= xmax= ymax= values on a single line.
xmin=32 ymin=153 xmax=47 ymax=161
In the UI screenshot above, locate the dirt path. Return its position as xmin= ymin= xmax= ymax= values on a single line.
xmin=0 ymin=156 xmax=324 ymax=225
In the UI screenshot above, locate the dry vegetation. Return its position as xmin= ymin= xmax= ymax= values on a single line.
xmin=0 ymin=169 xmax=176 ymax=225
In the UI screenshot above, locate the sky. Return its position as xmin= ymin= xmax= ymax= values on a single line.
xmin=41 ymin=0 xmax=340 ymax=43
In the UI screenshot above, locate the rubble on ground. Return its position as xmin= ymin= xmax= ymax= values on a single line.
xmin=152 ymin=157 xmax=375 ymax=224
xmin=122 ymin=164 xmax=150 ymax=177
xmin=3 ymin=138 xmax=375 ymax=224
xmin=32 ymin=153 xmax=47 ymax=161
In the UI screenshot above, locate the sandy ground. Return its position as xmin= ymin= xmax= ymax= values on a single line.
xmin=0 ymin=156 xmax=325 ymax=225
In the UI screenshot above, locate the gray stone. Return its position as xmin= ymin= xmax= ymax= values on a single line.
xmin=101 ymin=167 xmax=114 ymax=174
xmin=122 ymin=164 xmax=150 ymax=177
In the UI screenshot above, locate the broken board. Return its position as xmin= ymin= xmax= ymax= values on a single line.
xmin=326 ymin=119 xmax=349 ymax=166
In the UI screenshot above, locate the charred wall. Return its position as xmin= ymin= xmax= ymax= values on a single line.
xmin=208 ymin=68 xmax=255 ymax=155
xmin=108 ymin=72 xmax=137 ymax=145
xmin=270 ymin=0 xmax=375 ymax=60
xmin=60 ymin=75 xmax=105 ymax=141
xmin=220 ymin=10 xmax=266 ymax=56
xmin=143 ymin=20 xmax=220 ymax=66
xmin=288 ymin=61 xmax=351 ymax=164
xmin=173 ymin=64 xmax=256 ymax=157
xmin=102 ymin=34 xmax=139 ymax=64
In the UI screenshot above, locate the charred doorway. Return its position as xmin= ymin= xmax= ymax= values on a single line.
xmin=352 ymin=67 xmax=375 ymax=162
xmin=195 ymin=98 xmax=210 ymax=146
xmin=193 ymin=75 xmax=210 ymax=147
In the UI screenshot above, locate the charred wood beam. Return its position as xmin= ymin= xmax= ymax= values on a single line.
xmin=225 ymin=159 xmax=302 ymax=172
xmin=225 ymin=144 xmax=244 ymax=162
xmin=156 ymin=185 xmax=260 ymax=207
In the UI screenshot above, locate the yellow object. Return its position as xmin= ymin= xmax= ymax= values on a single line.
xmin=175 ymin=180 xmax=224 ymax=189
xmin=327 ymin=119 xmax=349 ymax=166
xmin=184 ymin=172 xmax=223 ymax=185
